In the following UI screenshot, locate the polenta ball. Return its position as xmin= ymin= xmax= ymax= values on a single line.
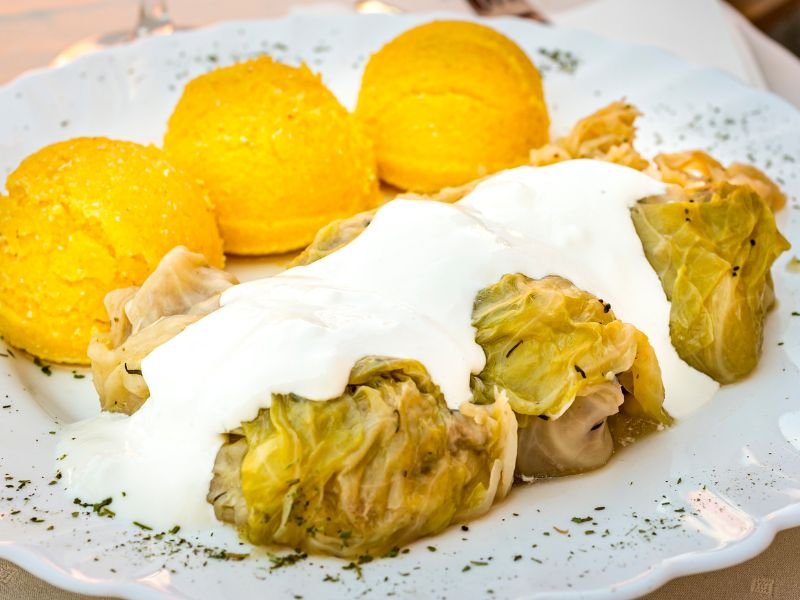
xmin=356 ymin=20 xmax=550 ymax=192
xmin=163 ymin=57 xmax=380 ymax=255
xmin=0 ymin=137 xmax=224 ymax=364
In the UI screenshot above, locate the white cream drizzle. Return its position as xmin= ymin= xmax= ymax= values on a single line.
xmin=58 ymin=160 xmax=718 ymax=529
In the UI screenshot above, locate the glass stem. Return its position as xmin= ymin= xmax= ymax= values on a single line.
xmin=136 ymin=0 xmax=173 ymax=37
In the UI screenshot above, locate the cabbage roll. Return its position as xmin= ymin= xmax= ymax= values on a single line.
xmin=88 ymin=246 xmax=237 ymax=413
xmin=470 ymin=273 xmax=670 ymax=479
xmin=209 ymin=357 xmax=516 ymax=558
xmin=631 ymin=185 xmax=790 ymax=382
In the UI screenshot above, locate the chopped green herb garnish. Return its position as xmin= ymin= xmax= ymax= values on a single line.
xmin=571 ymin=516 xmax=592 ymax=524
xmin=537 ymin=48 xmax=580 ymax=74
xmin=268 ymin=550 xmax=306 ymax=570
xmin=73 ymin=496 xmax=115 ymax=518
xmin=33 ymin=356 xmax=52 ymax=376
xmin=207 ymin=550 xmax=249 ymax=561
xmin=342 ymin=561 xmax=363 ymax=579
xmin=133 ymin=521 xmax=152 ymax=530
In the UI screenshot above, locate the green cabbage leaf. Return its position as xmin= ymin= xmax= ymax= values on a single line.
xmin=209 ymin=357 xmax=516 ymax=558
xmin=631 ymin=185 xmax=790 ymax=382
xmin=471 ymin=273 xmax=669 ymax=424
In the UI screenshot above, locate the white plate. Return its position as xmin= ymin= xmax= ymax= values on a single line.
xmin=1 ymin=13 xmax=800 ymax=600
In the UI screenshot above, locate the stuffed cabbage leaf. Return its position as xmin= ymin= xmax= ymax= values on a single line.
xmin=88 ymin=246 xmax=237 ymax=414
xmin=471 ymin=274 xmax=668 ymax=422
xmin=631 ymin=185 xmax=790 ymax=383
xmin=208 ymin=357 xmax=516 ymax=558
xmin=470 ymin=273 xmax=670 ymax=478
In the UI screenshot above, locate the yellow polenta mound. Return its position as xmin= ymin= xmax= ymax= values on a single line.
xmin=163 ymin=57 xmax=380 ymax=255
xmin=356 ymin=20 xmax=550 ymax=192
xmin=0 ymin=137 xmax=224 ymax=364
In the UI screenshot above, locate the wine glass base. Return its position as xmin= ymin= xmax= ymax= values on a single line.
xmin=52 ymin=24 xmax=178 ymax=67
xmin=354 ymin=0 xmax=402 ymax=13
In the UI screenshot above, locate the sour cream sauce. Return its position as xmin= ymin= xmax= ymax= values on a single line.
xmin=59 ymin=160 xmax=718 ymax=529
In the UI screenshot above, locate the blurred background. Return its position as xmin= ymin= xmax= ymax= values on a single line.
xmin=0 ymin=0 xmax=798 ymax=86
xmin=733 ymin=0 xmax=800 ymax=55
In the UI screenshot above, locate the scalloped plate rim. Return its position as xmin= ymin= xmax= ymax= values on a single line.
xmin=1 ymin=12 xmax=799 ymax=600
